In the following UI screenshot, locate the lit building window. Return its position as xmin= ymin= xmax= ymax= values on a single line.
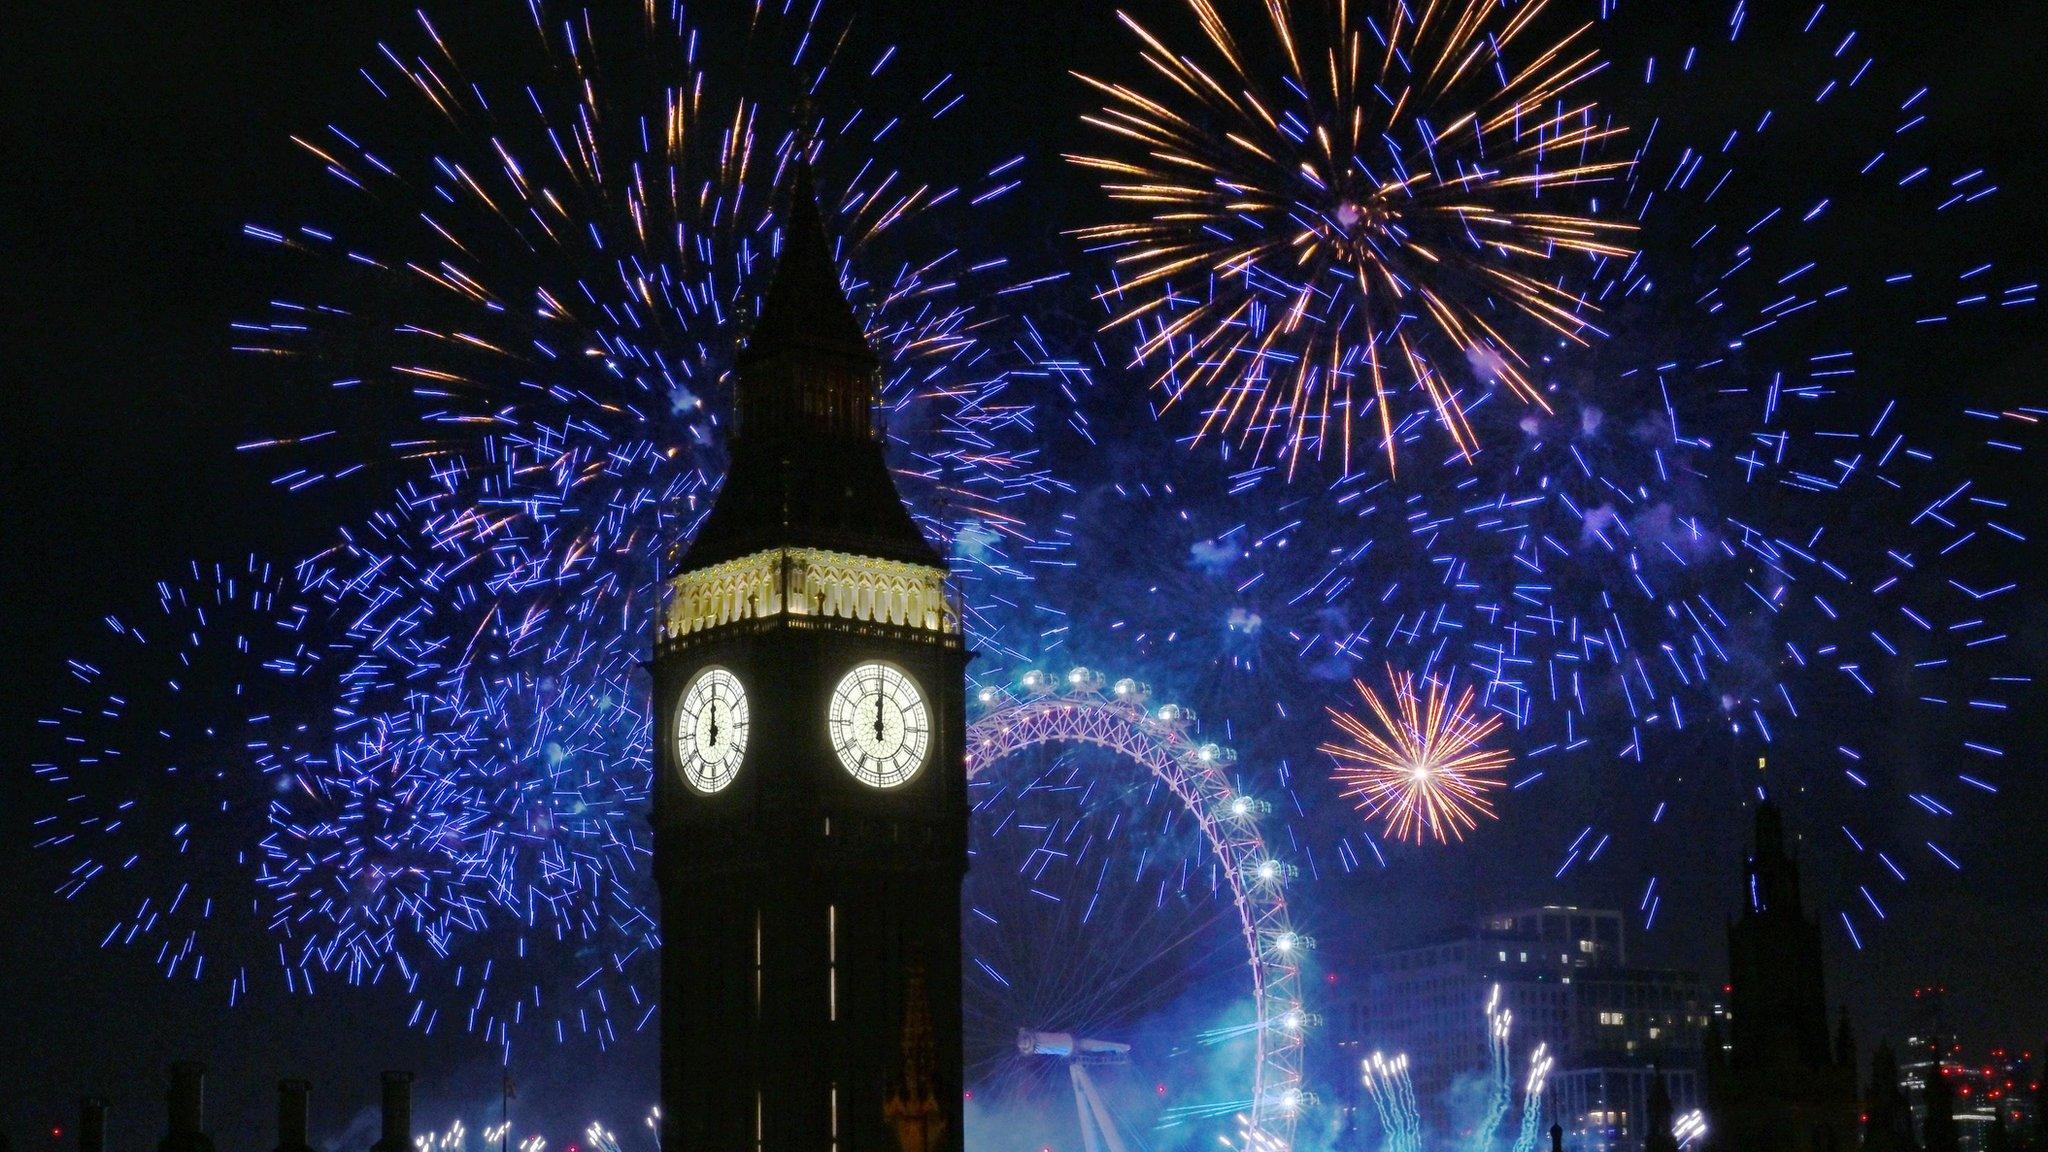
xmin=1600 ymin=1011 xmax=1626 ymax=1026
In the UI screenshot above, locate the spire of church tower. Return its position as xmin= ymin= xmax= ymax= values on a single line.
xmin=1745 ymin=796 xmax=1804 ymax=918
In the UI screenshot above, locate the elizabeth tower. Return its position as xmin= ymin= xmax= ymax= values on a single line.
xmin=651 ymin=164 xmax=968 ymax=1152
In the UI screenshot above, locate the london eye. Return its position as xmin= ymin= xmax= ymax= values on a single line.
xmin=962 ymin=668 xmax=1308 ymax=1152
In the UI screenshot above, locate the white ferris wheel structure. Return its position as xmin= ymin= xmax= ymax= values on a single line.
xmin=967 ymin=667 xmax=1312 ymax=1150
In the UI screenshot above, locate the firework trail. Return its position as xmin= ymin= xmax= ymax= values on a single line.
xmin=582 ymin=1124 xmax=621 ymax=1152
xmin=962 ymin=741 xmax=1242 ymax=1106
xmin=30 ymin=545 xmax=670 ymax=1049
xmin=417 ymin=1119 xmax=467 ymax=1152
xmin=1361 ymin=1053 xmax=1424 ymax=1152
xmin=1674 ymin=1110 xmax=1707 ymax=1150
xmin=1071 ymin=0 xmax=1634 ymax=476
xmin=1508 ymin=1044 xmax=1553 ymax=1152
xmin=1474 ymin=987 xmax=1515 ymax=1152
xmin=1213 ymin=1113 xmax=1290 ymax=1152
xmin=31 ymin=557 xmax=324 ymax=1006
xmin=1321 ymin=665 xmax=1512 ymax=844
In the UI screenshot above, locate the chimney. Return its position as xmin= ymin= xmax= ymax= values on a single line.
xmin=159 ymin=1062 xmax=216 ymax=1152
xmin=276 ymin=1080 xmax=314 ymax=1152
xmin=79 ymin=1099 xmax=108 ymax=1152
xmin=371 ymin=1072 xmax=415 ymax=1152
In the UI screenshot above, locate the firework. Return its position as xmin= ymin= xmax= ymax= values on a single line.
xmin=1055 ymin=0 xmax=2039 ymax=943
xmin=1322 ymin=665 xmax=1511 ymax=844
xmin=1072 ymin=0 xmax=1634 ymax=476
xmin=31 ymin=558 xmax=319 ymax=1005
xmin=1360 ymin=1052 xmax=1424 ymax=1152
xmin=1475 ymin=986 xmax=1515 ymax=1151
xmin=1508 ymin=1043 xmax=1553 ymax=1152
xmin=28 ymin=544 xmax=669 ymax=1051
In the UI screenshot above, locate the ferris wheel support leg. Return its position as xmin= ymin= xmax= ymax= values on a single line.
xmin=1074 ymin=1065 xmax=1131 ymax=1152
xmin=1071 ymin=1063 xmax=1107 ymax=1152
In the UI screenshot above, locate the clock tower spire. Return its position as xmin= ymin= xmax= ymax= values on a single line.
xmin=685 ymin=161 xmax=942 ymax=571
xmin=652 ymin=156 xmax=968 ymax=1152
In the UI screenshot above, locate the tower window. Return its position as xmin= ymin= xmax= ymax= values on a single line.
xmin=828 ymin=904 xmax=838 ymax=1022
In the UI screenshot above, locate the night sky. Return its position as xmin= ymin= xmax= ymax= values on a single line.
xmin=3 ymin=2 xmax=2044 ymax=1151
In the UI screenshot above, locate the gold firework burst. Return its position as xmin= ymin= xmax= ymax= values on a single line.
xmin=1071 ymin=0 xmax=1636 ymax=477
xmin=1321 ymin=665 xmax=1511 ymax=844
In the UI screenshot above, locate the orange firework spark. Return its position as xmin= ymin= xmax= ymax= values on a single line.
xmin=1070 ymin=0 xmax=1635 ymax=478
xmin=1321 ymin=665 xmax=1511 ymax=844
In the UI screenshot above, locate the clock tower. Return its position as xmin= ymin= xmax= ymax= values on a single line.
xmin=652 ymin=163 xmax=968 ymax=1152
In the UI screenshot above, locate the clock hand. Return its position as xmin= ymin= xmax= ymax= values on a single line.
xmin=873 ymin=692 xmax=886 ymax=742
xmin=708 ymin=702 xmax=719 ymax=748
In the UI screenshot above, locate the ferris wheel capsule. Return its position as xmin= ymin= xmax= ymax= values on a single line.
xmin=1221 ymin=794 xmax=1272 ymax=820
xmin=1066 ymin=666 xmax=1104 ymax=693
xmin=1019 ymin=669 xmax=1055 ymax=695
xmin=1111 ymin=677 xmax=1151 ymax=704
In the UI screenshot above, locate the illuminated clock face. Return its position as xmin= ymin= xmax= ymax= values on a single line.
xmin=828 ymin=662 xmax=931 ymax=788
xmin=674 ymin=667 xmax=749 ymax=794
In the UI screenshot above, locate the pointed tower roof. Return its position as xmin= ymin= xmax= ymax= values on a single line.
xmin=681 ymin=156 xmax=942 ymax=571
xmin=735 ymin=162 xmax=877 ymax=384
xmin=1744 ymin=796 xmax=1804 ymax=918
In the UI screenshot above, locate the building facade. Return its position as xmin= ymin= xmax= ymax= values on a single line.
xmin=1329 ymin=906 xmax=1710 ymax=1146
xmin=652 ymin=163 xmax=970 ymax=1152
xmin=1896 ymin=991 xmax=2041 ymax=1152
xmin=1554 ymin=1066 xmax=1701 ymax=1152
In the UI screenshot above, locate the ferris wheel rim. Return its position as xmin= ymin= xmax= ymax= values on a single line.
xmin=965 ymin=667 xmax=1305 ymax=1149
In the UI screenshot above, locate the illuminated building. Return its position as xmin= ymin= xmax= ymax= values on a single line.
xmin=1553 ymin=1066 xmax=1702 ymax=1152
xmin=650 ymin=161 xmax=969 ymax=1152
xmin=1897 ymin=993 xmax=2039 ymax=1152
xmin=1329 ymin=906 xmax=1711 ymax=1142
